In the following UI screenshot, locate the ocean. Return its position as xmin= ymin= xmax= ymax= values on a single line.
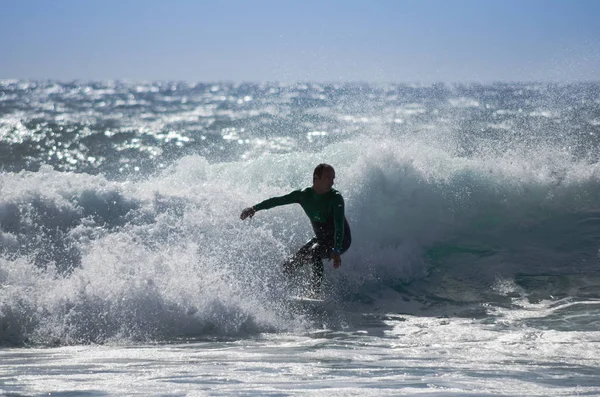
xmin=1 ymin=80 xmax=600 ymax=396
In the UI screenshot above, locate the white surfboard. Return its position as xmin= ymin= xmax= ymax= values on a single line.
xmin=289 ymin=296 xmax=325 ymax=305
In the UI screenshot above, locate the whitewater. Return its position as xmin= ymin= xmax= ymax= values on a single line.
xmin=1 ymin=81 xmax=600 ymax=395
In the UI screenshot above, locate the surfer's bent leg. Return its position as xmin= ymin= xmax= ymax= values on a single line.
xmin=283 ymin=237 xmax=327 ymax=294
xmin=283 ymin=229 xmax=351 ymax=294
xmin=310 ymin=227 xmax=351 ymax=293
xmin=282 ymin=238 xmax=319 ymax=277
xmin=309 ymin=240 xmax=329 ymax=293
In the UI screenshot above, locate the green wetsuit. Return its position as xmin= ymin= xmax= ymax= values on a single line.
xmin=253 ymin=187 xmax=350 ymax=252
xmin=253 ymin=187 xmax=352 ymax=293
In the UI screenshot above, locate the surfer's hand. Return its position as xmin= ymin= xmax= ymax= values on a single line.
xmin=331 ymin=252 xmax=341 ymax=269
xmin=240 ymin=207 xmax=256 ymax=220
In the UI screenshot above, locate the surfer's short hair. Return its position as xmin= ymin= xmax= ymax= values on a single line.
xmin=313 ymin=163 xmax=334 ymax=180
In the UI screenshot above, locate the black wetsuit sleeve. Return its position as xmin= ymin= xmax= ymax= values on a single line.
xmin=253 ymin=190 xmax=303 ymax=211
xmin=333 ymin=194 xmax=345 ymax=251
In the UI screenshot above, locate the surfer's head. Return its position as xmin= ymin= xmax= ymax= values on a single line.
xmin=313 ymin=163 xmax=335 ymax=193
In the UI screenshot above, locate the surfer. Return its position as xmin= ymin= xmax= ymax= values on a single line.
xmin=240 ymin=163 xmax=351 ymax=296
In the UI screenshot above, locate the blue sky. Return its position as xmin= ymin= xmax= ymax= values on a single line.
xmin=1 ymin=0 xmax=599 ymax=82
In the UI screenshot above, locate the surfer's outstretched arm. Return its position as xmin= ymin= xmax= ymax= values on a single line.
xmin=240 ymin=190 xmax=302 ymax=220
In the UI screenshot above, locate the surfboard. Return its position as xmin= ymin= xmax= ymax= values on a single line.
xmin=287 ymin=295 xmax=337 ymax=318
xmin=289 ymin=296 xmax=325 ymax=305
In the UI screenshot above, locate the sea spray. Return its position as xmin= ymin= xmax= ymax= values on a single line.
xmin=2 ymin=81 xmax=600 ymax=344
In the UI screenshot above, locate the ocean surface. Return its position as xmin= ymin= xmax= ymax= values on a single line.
xmin=1 ymin=80 xmax=600 ymax=396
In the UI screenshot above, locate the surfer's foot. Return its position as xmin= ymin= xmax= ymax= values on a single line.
xmin=307 ymin=289 xmax=322 ymax=299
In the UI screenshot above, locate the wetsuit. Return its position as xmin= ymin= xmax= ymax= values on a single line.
xmin=253 ymin=187 xmax=352 ymax=292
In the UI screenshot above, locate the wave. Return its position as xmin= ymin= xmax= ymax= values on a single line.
xmin=2 ymin=133 xmax=600 ymax=345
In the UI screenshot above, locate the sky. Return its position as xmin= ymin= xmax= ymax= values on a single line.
xmin=1 ymin=0 xmax=599 ymax=83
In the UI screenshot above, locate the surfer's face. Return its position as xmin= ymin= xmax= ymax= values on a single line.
xmin=314 ymin=168 xmax=335 ymax=193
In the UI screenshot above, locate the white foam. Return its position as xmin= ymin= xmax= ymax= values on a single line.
xmin=2 ymin=131 xmax=600 ymax=343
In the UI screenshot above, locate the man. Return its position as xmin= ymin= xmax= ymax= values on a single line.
xmin=240 ymin=163 xmax=351 ymax=296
